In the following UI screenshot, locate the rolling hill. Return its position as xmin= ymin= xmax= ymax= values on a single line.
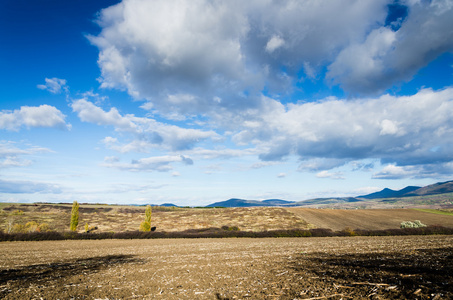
xmin=206 ymin=198 xmax=271 ymax=207
xmin=358 ymin=186 xmax=421 ymax=199
xmin=203 ymin=180 xmax=453 ymax=208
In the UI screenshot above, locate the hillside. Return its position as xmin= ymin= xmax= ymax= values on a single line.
xmin=406 ymin=180 xmax=453 ymax=196
xmin=1 ymin=203 xmax=452 ymax=234
xmin=206 ymin=198 xmax=270 ymax=207
xmin=358 ymin=186 xmax=421 ymax=199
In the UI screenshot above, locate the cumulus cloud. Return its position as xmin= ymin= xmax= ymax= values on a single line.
xmin=79 ymin=0 xmax=453 ymax=183
xmin=233 ymin=88 xmax=453 ymax=174
xmin=327 ymin=0 xmax=453 ymax=94
xmin=72 ymin=99 xmax=219 ymax=151
xmin=0 ymin=105 xmax=71 ymax=131
xmin=37 ymin=78 xmax=68 ymax=94
xmin=372 ymin=164 xmax=414 ymax=179
xmin=89 ymin=0 xmax=390 ymax=116
xmin=102 ymin=155 xmax=193 ymax=172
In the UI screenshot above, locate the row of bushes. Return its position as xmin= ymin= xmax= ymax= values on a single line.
xmin=0 ymin=225 xmax=452 ymax=242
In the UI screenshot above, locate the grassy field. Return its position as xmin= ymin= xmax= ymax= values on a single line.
xmin=413 ymin=208 xmax=453 ymax=215
xmin=1 ymin=202 xmax=452 ymax=234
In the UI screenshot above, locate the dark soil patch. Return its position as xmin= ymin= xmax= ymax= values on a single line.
xmin=287 ymin=247 xmax=452 ymax=299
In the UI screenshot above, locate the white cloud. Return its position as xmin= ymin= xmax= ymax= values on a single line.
xmin=372 ymin=164 xmax=414 ymax=179
xmin=37 ymin=78 xmax=68 ymax=94
xmin=233 ymin=88 xmax=453 ymax=174
xmin=316 ymin=170 xmax=345 ymax=180
xmin=327 ymin=27 xmax=397 ymax=94
xmin=185 ymin=147 xmax=258 ymax=160
xmin=353 ymin=186 xmax=381 ymax=196
xmin=298 ymin=158 xmax=348 ymax=172
xmin=0 ymin=141 xmax=53 ymax=169
xmin=277 ymin=172 xmax=286 ymax=178
xmin=0 ymin=105 xmax=71 ymax=131
xmin=327 ymin=1 xmax=453 ymax=94
xmin=71 ymin=99 xmax=136 ymax=131
xmin=380 ymin=119 xmax=400 ymax=136
xmin=72 ymin=99 xmax=219 ymax=151
xmin=89 ymin=0 xmax=390 ymax=115
xmin=265 ymin=35 xmax=285 ymax=53
xmin=373 ymin=161 xmax=453 ymax=180
xmin=102 ymin=155 xmax=193 ymax=172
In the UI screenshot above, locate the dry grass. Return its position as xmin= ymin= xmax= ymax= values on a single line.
xmin=0 ymin=204 xmax=311 ymax=233
xmin=2 ymin=203 xmax=452 ymax=234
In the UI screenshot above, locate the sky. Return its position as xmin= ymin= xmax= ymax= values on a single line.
xmin=1 ymin=0 xmax=453 ymax=206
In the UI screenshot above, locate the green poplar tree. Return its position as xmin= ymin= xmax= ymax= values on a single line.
xmin=140 ymin=205 xmax=152 ymax=231
xmin=70 ymin=201 xmax=79 ymax=232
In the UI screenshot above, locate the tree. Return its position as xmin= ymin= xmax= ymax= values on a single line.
xmin=140 ymin=205 xmax=152 ymax=231
xmin=70 ymin=201 xmax=79 ymax=232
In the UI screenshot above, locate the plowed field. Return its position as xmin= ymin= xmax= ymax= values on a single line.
xmin=287 ymin=208 xmax=453 ymax=231
xmin=1 ymin=235 xmax=452 ymax=299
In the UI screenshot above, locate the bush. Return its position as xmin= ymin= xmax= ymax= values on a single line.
xmin=221 ymin=225 xmax=240 ymax=231
xmin=340 ymin=227 xmax=357 ymax=236
xmin=5 ymin=221 xmax=52 ymax=234
xmin=401 ymin=220 xmax=427 ymax=229
xmin=1 ymin=225 xmax=452 ymax=242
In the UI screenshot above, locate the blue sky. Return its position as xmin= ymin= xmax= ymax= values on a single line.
xmin=1 ymin=0 xmax=453 ymax=206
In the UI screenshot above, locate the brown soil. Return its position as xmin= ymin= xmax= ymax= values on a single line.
xmin=287 ymin=208 xmax=453 ymax=231
xmin=0 ymin=235 xmax=451 ymax=299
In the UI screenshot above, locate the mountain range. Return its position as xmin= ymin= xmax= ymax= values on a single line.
xmin=202 ymin=180 xmax=453 ymax=208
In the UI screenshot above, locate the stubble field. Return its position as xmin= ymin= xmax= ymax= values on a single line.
xmin=1 ymin=235 xmax=452 ymax=299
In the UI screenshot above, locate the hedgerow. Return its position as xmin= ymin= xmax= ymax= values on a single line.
xmin=0 ymin=225 xmax=452 ymax=242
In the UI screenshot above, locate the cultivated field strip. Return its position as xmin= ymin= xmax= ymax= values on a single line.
xmin=287 ymin=208 xmax=453 ymax=231
xmin=0 ymin=235 xmax=452 ymax=299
